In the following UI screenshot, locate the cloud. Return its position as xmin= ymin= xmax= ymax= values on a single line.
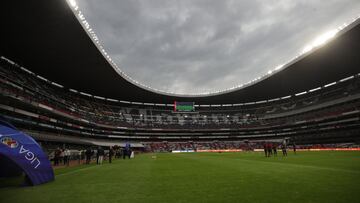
xmin=76 ymin=0 xmax=360 ymax=94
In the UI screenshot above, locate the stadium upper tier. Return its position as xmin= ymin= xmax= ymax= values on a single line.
xmin=1 ymin=58 xmax=359 ymax=144
xmin=1 ymin=0 xmax=360 ymax=104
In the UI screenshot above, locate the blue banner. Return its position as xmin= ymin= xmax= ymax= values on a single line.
xmin=0 ymin=121 xmax=54 ymax=186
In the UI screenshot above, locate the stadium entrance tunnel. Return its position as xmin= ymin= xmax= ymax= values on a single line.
xmin=0 ymin=119 xmax=54 ymax=186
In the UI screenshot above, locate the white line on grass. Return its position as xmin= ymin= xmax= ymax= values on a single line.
xmin=56 ymin=165 xmax=98 ymax=177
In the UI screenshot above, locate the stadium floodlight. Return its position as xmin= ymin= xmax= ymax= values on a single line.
xmin=313 ymin=30 xmax=338 ymax=47
xmin=295 ymin=91 xmax=307 ymax=96
xmin=0 ymin=56 xmax=15 ymax=65
xmin=94 ymin=95 xmax=105 ymax=100
xmin=340 ymin=76 xmax=354 ymax=82
xmin=51 ymin=82 xmax=64 ymax=88
xmin=309 ymin=87 xmax=321 ymax=92
xmin=36 ymin=75 xmax=48 ymax=82
xmin=106 ymin=98 xmax=119 ymax=102
xmin=69 ymin=88 xmax=78 ymax=93
xmin=120 ymin=100 xmax=131 ymax=104
xmin=233 ymin=103 xmax=243 ymax=106
xmin=69 ymin=0 xmax=77 ymax=8
xmin=199 ymin=104 xmax=210 ymax=107
xmin=302 ymin=45 xmax=313 ymax=54
xmin=20 ymin=67 xmax=34 ymax=75
xmin=255 ymin=100 xmax=267 ymax=104
xmin=324 ymin=82 xmax=337 ymax=88
xmin=268 ymin=98 xmax=280 ymax=102
xmin=281 ymin=95 xmax=291 ymax=99
xmin=275 ymin=64 xmax=284 ymax=71
xmin=302 ymin=29 xmax=338 ymax=54
xmin=79 ymin=92 xmax=92 ymax=97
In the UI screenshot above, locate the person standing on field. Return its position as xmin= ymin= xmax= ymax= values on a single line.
xmin=272 ymin=143 xmax=277 ymax=157
xmin=268 ymin=143 xmax=273 ymax=157
xmin=85 ymin=147 xmax=92 ymax=164
xmin=54 ymin=148 xmax=61 ymax=166
xmin=97 ymin=146 xmax=105 ymax=165
xmin=109 ymin=146 xmax=114 ymax=163
xmin=64 ymin=148 xmax=71 ymax=166
xmin=282 ymin=139 xmax=287 ymax=156
xmin=263 ymin=142 xmax=268 ymax=157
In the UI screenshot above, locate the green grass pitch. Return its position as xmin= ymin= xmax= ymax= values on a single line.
xmin=1 ymin=151 xmax=360 ymax=203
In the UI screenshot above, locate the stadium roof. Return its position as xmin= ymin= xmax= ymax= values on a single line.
xmin=2 ymin=0 xmax=360 ymax=104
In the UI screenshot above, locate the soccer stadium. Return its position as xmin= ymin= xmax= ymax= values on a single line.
xmin=1 ymin=1 xmax=360 ymax=202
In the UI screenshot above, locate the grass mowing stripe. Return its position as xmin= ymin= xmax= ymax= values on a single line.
xmin=217 ymin=155 xmax=360 ymax=174
xmin=179 ymin=151 xmax=360 ymax=174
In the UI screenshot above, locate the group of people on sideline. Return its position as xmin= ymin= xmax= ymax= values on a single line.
xmin=53 ymin=148 xmax=71 ymax=166
xmin=52 ymin=144 xmax=133 ymax=167
xmin=263 ymin=140 xmax=296 ymax=157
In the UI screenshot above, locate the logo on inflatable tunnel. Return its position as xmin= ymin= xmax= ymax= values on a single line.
xmin=1 ymin=136 xmax=19 ymax=148
xmin=0 ymin=135 xmax=41 ymax=169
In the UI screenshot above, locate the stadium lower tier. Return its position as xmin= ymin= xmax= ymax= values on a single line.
xmin=1 ymin=56 xmax=360 ymax=146
xmin=1 ymin=95 xmax=359 ymax=144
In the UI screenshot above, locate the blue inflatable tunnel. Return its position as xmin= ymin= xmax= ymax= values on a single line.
xmin=0 ymin=120 xmax=54 ymax=186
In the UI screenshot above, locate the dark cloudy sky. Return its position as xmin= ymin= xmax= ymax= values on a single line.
xmin=75 ymin=0 xmax=360 ymax=94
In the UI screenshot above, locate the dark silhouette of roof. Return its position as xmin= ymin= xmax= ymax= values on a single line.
xmin=2 ymin=0 xmax=360 ymax=104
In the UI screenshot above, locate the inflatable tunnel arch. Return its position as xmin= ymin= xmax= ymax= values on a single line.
xmin=0 ymin=119 xmax=54 ymax=186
